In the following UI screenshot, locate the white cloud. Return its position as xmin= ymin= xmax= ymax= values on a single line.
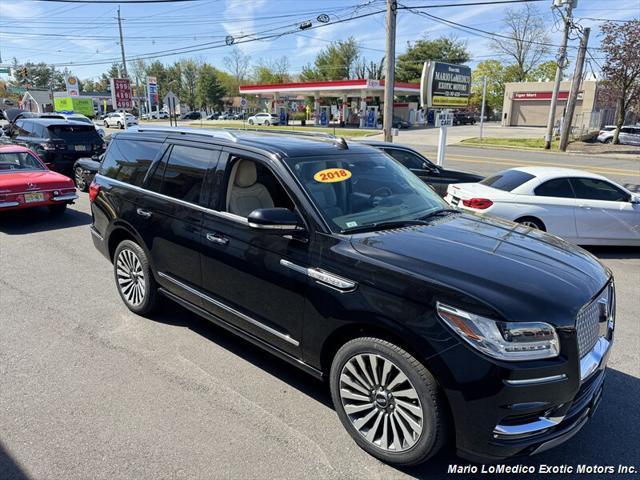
xmin=222 ymin=0 xmax=273 ymax=55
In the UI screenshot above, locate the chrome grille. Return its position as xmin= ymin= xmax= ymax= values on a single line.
xmin=576 ymin=283 xmax=612 ymax=358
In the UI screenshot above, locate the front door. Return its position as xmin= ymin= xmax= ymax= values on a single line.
xmin=570 ymin=177 xmax=640 ymax=243
xmin=199 ymin=151 xmax=308 ymax=356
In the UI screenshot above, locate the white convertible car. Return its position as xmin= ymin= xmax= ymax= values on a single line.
xmin=445 ymin=167 xmax=640 ymax=246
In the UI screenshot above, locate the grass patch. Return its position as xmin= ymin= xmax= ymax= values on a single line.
xmin=181 ymin=120 xmax=381 ymax=138
xmin=461 ymin=137 xmax=563 ymax=149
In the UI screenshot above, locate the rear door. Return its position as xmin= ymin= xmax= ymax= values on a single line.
xmin=531 ymin=177 xmax=578 ymax=239
xmin=137 ymin=141 xmax=221 ymax=307
xmin=570 ymin=177 xmax=640 ymax=243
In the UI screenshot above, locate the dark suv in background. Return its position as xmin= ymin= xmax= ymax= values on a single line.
xmin=9 ymin=118 xmax=105 ymax=173
xmin=89 ymin=127 xmax=614 ymax=466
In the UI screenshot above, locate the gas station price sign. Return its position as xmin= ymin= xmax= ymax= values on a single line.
xmin=420 ymin=61 xmax=471 ymax=108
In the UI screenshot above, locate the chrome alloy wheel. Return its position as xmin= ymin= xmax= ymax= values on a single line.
xmin=339 ymin=354 xmax=424 ymax=452
xmin=519 ymin=220 xmax=539 ymax=229
xmin=116 ymin=248 xmax=146 ymax=307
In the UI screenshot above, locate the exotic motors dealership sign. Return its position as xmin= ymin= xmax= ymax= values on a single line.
xmin=421 ymin=61 xmax=471 ymax=108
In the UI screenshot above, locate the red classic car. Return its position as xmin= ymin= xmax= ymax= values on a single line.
xmin=0 ymin=145 xmax=77 ymax=213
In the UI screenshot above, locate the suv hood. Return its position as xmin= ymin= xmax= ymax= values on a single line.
xmin=350 ymin=213 xmax=609 ymax=325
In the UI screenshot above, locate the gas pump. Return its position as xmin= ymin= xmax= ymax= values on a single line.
xmin=365 ymin=106 xmax=378 ymax=129
xmin=277 ymin=106 xmax=287 ymax=126
xmin=319 ymin=106 xmax=330 ymax=127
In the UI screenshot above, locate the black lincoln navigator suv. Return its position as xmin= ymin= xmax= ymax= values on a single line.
xmin=89 ymin=127 xmax=614 ymax=466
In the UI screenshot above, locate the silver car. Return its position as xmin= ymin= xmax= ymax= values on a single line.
xmin=597 ymin=125 xmax=640 ymax=145
xmin=247 ymin=112 xmax=279 ymax=126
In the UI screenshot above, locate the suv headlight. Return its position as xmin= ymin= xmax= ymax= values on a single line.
xmin=436 ymin=302 xmax=559 ymax=361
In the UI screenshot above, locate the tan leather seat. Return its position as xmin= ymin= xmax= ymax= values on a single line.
xmin=228 ymin=160 xmax=274 ymax=217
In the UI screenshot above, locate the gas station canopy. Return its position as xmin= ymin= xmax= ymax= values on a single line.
xmin=239 ymin=79 xmax=420 ymax=97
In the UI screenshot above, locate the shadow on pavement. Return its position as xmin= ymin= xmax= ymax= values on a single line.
xmin=0 ymin=207 xmax=91 ymax=235
xmin=585 ymin=245 xmax=640 ymax=260
xmin=147 ymin=300 xmax=333 ymax=409
xmin=0 ymin=441 xmax=29 ymax=480
xmin=148 ymin=301 xmax=639 ymax=480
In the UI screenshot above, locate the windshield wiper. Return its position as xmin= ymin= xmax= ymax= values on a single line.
xmin=419 ymin=208 xmax=459 ymax=220
xmin=341 ymin=219 xmax=430 ymax=234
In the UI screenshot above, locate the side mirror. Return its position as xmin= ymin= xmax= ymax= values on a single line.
xmin=630 ymin=195 xmax=640 ymax=205
xmin=248 ymin=208 xmax=304 ymax=234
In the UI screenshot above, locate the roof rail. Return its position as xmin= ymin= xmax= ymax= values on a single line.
xmin=127 ymin=125 xmax=237 ymax=141
xmin=228 ymin=127 xmax=336 ymax=139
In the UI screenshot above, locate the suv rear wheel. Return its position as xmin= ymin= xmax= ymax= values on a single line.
xmin=113 ymin=240 xmax=158 ymax=315
xmin=330 ymin=337 xmax=447 ymax=466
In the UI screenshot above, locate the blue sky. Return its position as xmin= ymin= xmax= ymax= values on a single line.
xmin=0 ymin=0 xmax=638 ymax=82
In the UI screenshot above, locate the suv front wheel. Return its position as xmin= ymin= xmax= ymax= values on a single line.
xmin=330 ymin=337 xmax=447 ymax=466
xmin=113 ymin=240 xmax=159 ymax=315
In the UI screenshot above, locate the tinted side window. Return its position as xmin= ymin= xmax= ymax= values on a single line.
xmin=570 ymin=178 xmax=629 ymax=202
xmin=481 ymin=170 xmax=535 ymax=191
xmin=384 ymin=149 xmax=428 ymax=170
xmin=160 ymin=145 xmax=216 ymax=205
xmin=99 ymin=139 xmax=162 ymax=186
xmin=534 ymin=178 xmax=575 ymax=198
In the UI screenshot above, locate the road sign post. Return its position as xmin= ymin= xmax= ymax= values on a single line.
xmin=163 ymin=91 xmax=178 ymax=127
xmin=435 ymin=110 xmax=453 ymax=166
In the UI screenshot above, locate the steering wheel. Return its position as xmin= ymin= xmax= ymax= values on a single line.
xmin=368 ymin=186 xmax=393 ymax=206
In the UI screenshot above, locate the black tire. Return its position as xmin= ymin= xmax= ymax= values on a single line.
xmin=113 ymin=240 xmax=159 ymax=315
xmin=118 ymin=121 xmax=123 ymax=129
xmin=516 ymin=216 xmax=546 ymax=231
xmin=74 ymin=166 xmax=88 ymax=192
xmin=604 ymin=137 xmax=613 ymax=144
xmin=248 ymin=119 xmax=254 ymax=125
xmin=103 ymin=121 xmax=109 ymax=128
xmin=330 ymin=337 xmax=448 ymax=466
xmin=264 ymin=120 xmax=270 ymax=126
xmin=48 ymin=203 xmax=67 ymax=214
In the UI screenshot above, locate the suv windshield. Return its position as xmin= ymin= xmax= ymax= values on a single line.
xmin=0 ymin=151 xmax=45 ymax=172
xmin=285 ymin=152 xmax=447 ymax=233
xmin=47 ymin=124 xmax=101 ymax=143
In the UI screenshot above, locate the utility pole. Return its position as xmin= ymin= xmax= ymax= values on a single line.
xmin=382 ymin=0 xmax=397 ymax=142
xmin=559 ymin=27 xmax=589 ymax=152
xmin=479 ymin=75 xmax=487 ymax=141
xmin=117 ymin=6 xmax=128 ymax=78
xmin=544 ymin=0 xmax=574 ymax=149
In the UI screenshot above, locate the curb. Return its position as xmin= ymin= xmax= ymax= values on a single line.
xmin=456 ymin=142 xmax=640 ymax=161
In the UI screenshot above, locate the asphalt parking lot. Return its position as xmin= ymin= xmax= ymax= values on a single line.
xmin=1 ymin=187 xmax=639 ymax=479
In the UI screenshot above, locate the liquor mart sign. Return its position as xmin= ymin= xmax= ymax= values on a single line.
xmin=110 ymin=78 xmax=133 ymax=109
xmin=421 ymin=61 xmax=471 ymax=108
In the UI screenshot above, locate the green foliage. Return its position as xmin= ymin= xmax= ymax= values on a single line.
xmin=253 ymin=57 xmax=291 ymax=84
xmin=197 ymin=64 xmax=226 ymax=110
xmin=9 ymin=60 xmax=66 ymax=90
xmin=395 ymin=37 xmax=470 ymax=83
xmin=300 ymin=37 xmax=360 ymax=81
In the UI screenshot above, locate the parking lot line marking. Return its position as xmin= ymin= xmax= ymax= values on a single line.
xmin=445 ymin=154 xmax=640 ymax=177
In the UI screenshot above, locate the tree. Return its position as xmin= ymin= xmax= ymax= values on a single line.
xmin=197 ymin=64 xmax=226 ymax=111
xmin=8 ymin=60 xmax=65 ymax=90
xmin=180 ymin=59 xmax=199 ymax=110
xmin=355 ymin=56 xmax=385 ymax=80
xmin=395 ymin=37 xmax=470 ymax=83
xmin=599 ymin=19 xmax=640 ymax=144
xmin=527 ymin=60 xmax=560 ymax=82
xmin=224 ymin=48 xmax=251 ymax=91
xmin=491 ymin=4 xmax=551 ymax=82
xmin=300 ymin=37 xmax=360 ymax=81
xmin=469 ymin=60 xmax=507 ymax=115
xmin=253 ymin=56 xmax=291 ymax=84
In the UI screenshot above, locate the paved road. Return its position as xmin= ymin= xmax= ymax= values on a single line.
xmin=1 ymin=185 xmax=638 ymax=478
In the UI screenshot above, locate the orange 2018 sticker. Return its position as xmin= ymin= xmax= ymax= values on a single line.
xmin=313 ymin=168 xmax=352 ymax=183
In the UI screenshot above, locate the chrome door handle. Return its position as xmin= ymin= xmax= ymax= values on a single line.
xmin=206 ymin=233 xmax=229 ymax=246
xmin=136 ymin=208 xmax=152 ymax=218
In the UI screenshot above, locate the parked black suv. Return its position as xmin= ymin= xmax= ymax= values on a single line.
xmin=10 ymin=118 xmax=105 ymax=173
xmin=90 ymin=127 xmax=614 ymax=466
xmin=358 ymin=140 xmax=484 ymax=196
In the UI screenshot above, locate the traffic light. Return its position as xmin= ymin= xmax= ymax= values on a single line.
xmin=19 ymin=67 xmax=28 ymax=78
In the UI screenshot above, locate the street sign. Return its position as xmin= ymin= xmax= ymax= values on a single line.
xmin=110 ymin=78 xmax=132 ymax=110
xmin=163 ymin=91 xmax=179 ymax=112
xmin=65 ymin=75 xmax=79 ymax=97
xmin=240 ymin=97 xmax=247 ymax=108
xmin=0 ymin=67 xmax=10 ymax=75
xmin=435 ymin=111 xmax=454 ymax=127
xmin=421 ymin=61 xmax=471 ymax=108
